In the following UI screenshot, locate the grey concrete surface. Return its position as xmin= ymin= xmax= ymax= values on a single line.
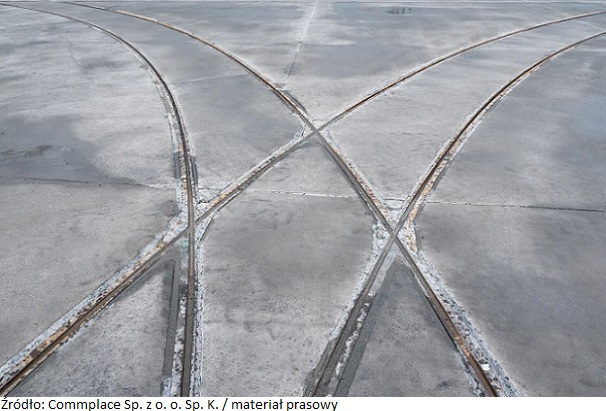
xmin=0 ymin=8 xmax=175 ymax=187
xmin=18 ymin=1 xmax=305 ymax=199
xmin=197 ymin=139 xmax=376 ymax=395
xmin=327 ymin=15 xmax=606 ymax=209
xmin=101 ymin=1 xmax=315 ymax=86
xmin=251 ymin=140 xmax=357 ymax=197
xmin=2 ymin=0 xmax=605 ymax=398
xmin=102 ymin=1 xmax=604 ymax=122
xmin=416 ymin=38 xmax=606 ymax=395
xmin=417 ymin=205 xmax=606 ymax=396
xmin=171 ymin=74 xmax=304 ymax=201
xmin=342 ymin=250 xmax=475 ymax=397
xmin=12 ymin=259 xmax=177 ymax=396
xmin=0 ymin=7 xmax=176 ymax=365
xmin=0 ymin=181 xmax=176 ymax=365
xmin=427 ymin=39 xmax=606 ymax=210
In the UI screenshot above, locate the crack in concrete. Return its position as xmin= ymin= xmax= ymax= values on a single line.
xmin=283 ymin=0 xmax=319 ymax=89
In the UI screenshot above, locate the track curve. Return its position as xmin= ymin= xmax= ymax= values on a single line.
xmin=0 ymin=3 xmax=198 ymax=396
xmin=1 ymin=1 xmax=605 ymax=397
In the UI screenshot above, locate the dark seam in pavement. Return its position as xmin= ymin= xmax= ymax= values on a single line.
xmin=162 ymin=260 xmax=180 ymax=392
xmin=427 ymin=201 xmax=606 ymax=213
xmin=332 ymin=257 xmax=403 ymax=396
xmin=0 ymin=175 xmax=175 ymax=189
xmin=246 ymin=188 xmax=359 ymax=199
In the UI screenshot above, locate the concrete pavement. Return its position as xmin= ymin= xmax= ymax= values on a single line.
xmin=0 ymin=0 xmax=604 ymax=396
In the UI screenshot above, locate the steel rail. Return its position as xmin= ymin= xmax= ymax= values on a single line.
xmin=312 ymin=30 xmax=606 ymax=397
xmin=66 ymin=2 xmax=606 ymax=226
xmin=0 ymin=3 xmax=197 ymax=396
xmin=1 ymin=1 xmax=604 ymax=397
xmin=317 ymin=9 xmax=606 ymax=130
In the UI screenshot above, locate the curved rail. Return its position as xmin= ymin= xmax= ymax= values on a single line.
xmin=1 ymin=1 xmax=604 ymax=397
xmin=0 ymin=3 xmax=198 ymax=396
xmin=66 ymin=2 xmax=606 ymax=226
xmin=312 ymin=30 xmax=606 ymax=397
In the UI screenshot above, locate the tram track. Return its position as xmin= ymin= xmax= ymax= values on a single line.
xmin=1 ymin=1 xmax=605 ymax=397
xmin=63 ymin=2 xmax=606 ymax=225
xmin=317 ymin=9 xmax=606 ymax=129
xmin=311 ymin=30 xmax=606 ymax=398
xmin=0 ymin=3 xmax=198 ymax=397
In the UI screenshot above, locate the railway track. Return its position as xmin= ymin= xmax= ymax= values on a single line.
xmin=65 ymin=2 xmax=606 ymax=225
xmin=1 ymin=1 xmax=604 ymax=396
xmin=311 ymin=31 xmax=606 ymax=397
xmin=0 ymin=3 xmax=198 ymax=397
xmin=57 ymin=14 xmax=606 ymax=397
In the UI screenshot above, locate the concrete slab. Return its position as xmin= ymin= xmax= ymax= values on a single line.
xmin=170 ymin=75 xmax=304 ymax=200
xmin=100 ymin=1 xmax=316 ymax=86
xmin=415 ymin=38 xmax=606 ymax=395
xmin=0 ymin=7 xmax=177 ymax=365
xmin=197 ymin=141 xmax=376 ymax=395
xmin=0 ymin=8 xmax=175 ymax=186
xmin=428 ymin=38 xmax=606 ymax=210
xmin=250 ymin=139 xmax=357 ymax=197
xmin=92 ymin=2 xmax=598 ymax=122
xmin=12 ymin=258 xmax=177 ymax=396
xmin=417 ymin=204 xmax=606 ymax=396
xmin=2 ymin=0 xmax=605 ymax=398
xmin=341 ymin=248 xmax=476 ymax=396
xmin=0 ymin=181 xmax=176 ymax=366
xmin=327 ymin=16 xmax=606 ymax=209
xmin=19 ymin=1 xmax=305 ymax=199
xmin=280 ymin=1 xmax=568 ymax=121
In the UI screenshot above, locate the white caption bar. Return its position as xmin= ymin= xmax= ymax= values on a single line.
xmin=1 ymin=397 xmax=604 ymax=411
